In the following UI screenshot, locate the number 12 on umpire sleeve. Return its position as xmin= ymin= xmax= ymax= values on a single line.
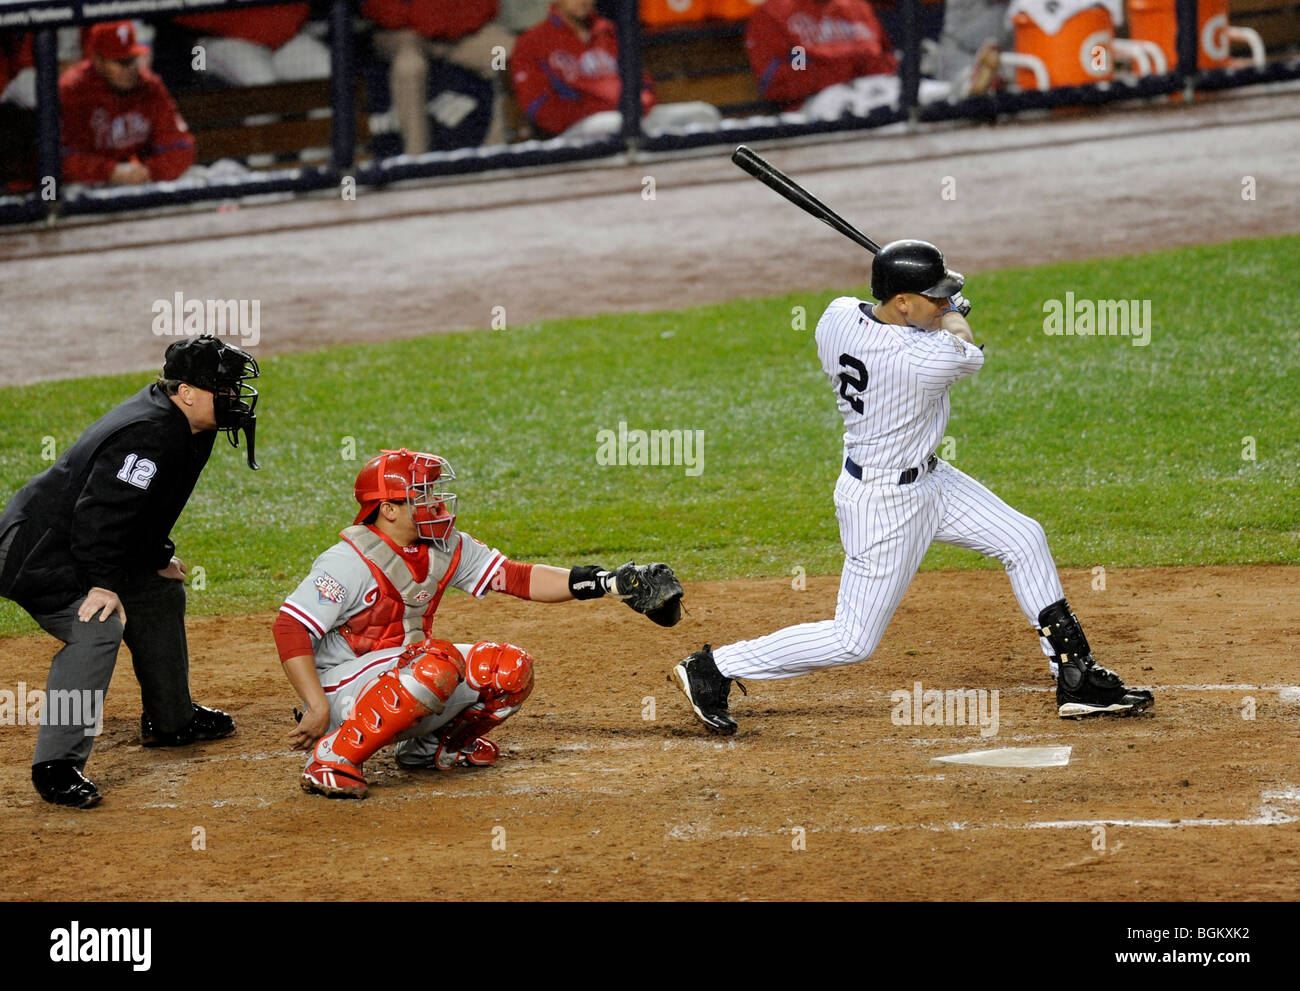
xmin=838 ymin=354 xmax=869 ymax=413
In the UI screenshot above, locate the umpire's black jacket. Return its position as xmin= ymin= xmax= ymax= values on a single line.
xmin=0 ymin=384 xmax=214 ymax=614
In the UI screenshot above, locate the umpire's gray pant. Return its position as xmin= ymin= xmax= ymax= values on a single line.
xmin=0 ymin=537 xmax=196 ymax=766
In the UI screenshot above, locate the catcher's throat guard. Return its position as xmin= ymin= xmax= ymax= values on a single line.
xmin=354 ymin=448 xmax=458 ymax=551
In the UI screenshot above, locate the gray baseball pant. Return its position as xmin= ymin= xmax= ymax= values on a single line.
xmin=18 ymin=570 xmax=196 ymax=766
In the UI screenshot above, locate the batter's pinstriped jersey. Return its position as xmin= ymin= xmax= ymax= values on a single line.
xmin=815 ymin=296 xmax=984 ymax=470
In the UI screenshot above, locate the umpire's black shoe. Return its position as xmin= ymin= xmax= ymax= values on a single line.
xmin=141 ymin=703 xmax=236 ymax=747
xmin=32 ymin=760 xmax=101 ymax=809
xmin=671 ymin=644 xmax=744 ymax=735
xmin=1057 ymin=656 xmax=1154 ymax=718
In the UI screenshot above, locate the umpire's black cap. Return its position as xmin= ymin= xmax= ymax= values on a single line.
xmin=162 ymin=334 xmax=257 ymax=391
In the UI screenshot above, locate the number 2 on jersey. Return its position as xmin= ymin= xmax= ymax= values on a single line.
xmin=838 ymin=354 xmax=869 ymax=413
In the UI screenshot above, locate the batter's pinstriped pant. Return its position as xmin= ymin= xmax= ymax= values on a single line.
xmin=713 ymin=459 xmax=1065 ymax=680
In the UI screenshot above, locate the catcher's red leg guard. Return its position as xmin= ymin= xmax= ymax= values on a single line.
xmin=428 ymin=642 xmax=533 ymax=771
xmin=302 ymin=640 xmax=465 ymax=798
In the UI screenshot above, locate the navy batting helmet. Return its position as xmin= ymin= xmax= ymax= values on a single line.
xmin=871 ymin=239 xmax=964 ymax=302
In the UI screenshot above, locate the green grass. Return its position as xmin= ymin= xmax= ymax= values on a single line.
xmin=2 ymin=234 xmax=1297 ymax=636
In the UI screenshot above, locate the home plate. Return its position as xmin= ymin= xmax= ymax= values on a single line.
xmin=933 ymin=746 xmax=1072 ymax=768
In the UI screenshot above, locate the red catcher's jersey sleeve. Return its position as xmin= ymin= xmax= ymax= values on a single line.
xmin=745 ymin=0 xmax=897 ymax=108
xmin=362 ymin=0 xmax=499 ymax=39
xmin=175 ymin=5 xmax=311 ymax=49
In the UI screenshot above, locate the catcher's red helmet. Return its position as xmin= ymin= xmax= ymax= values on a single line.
xmin=353 ymin=448 xmax=457 ymax=550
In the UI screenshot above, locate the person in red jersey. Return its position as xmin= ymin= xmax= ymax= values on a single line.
xmin=746 ymin=0 xmax=957 ymax=117
xmin=510 ymin=0 xmax=719 ymax=138
xmin=278 ymin=448 xmax=684 ymax=799
xmin=745 ymin=0 xmax=897 ymax=109
xmin=59 ymin=21 xmax=196 ymax=186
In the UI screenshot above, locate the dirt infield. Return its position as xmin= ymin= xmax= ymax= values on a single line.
xmin=2 ymin=565 xmax=1296 ymax=902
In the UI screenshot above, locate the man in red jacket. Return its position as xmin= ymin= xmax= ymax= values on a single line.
xmin=511 ymin=0 xmax=718 ymax=138
xmin=59 ymin=21 xmax=196 ymax=186
xmin=745 ymin=0 xmax=901 ymax=116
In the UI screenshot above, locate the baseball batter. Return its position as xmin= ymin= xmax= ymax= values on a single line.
xmin=275 ymin=448 xmax=683 ymax=798
xmin=672 ymin=239 xmax=1153 ymax=732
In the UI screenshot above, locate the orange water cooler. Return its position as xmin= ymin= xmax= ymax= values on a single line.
xmin=1128 ymin=0 xmax=1231 ymax=71
xmin=1012 ymin=5 xmax=1116 ymax=89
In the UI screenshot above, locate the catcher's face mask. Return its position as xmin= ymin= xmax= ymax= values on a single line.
xmin=355 ymin=449 xmax=457 ymax=551
xmin=405 ymin=452 xmax=458 ymax=552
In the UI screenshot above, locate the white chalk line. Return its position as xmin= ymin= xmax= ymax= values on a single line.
xmin=666 ymin=789 xmax=1300 ymax=841
xmin=1016 ymin=684 xmax=1300 ymax=694
xmin=873 ymin=685 xmax=1300 ymax=696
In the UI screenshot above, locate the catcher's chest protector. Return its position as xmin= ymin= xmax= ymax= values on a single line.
xmin=337 ymin=525 xmax=461 ymax=656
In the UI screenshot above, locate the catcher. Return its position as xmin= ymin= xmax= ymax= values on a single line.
xmin=274 ymin=447 xmax=682 ymax=798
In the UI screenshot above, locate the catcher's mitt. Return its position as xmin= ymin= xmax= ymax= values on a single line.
xmin=612 ymin=561 xmax=683 ymax=627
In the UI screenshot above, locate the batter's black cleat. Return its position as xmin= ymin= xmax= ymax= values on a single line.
xmin=1056 ymin=656 xmax=1154 ymax=718
xmin=32 ymin=760 xmax=101 ymax=809
xmin=671 ymin=644 xmax=744 ymax=735
xmin=1037 ymin=599 xmax=1153 ymax=718
xmin=141 ymin=703 xmax=236 ymax=747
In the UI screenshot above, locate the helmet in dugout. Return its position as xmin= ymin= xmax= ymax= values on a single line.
xmin=354 ymin=449 xmax=458 ymax=551
xmin=871 ymin=239 xmax=964 ymax=303
xmin=162 ymin=334 xmax=261 ymax=469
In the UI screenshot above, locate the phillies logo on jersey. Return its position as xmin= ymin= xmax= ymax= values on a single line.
xmin=548 ymin=48 xmax=618 ymax=82
xmin=314 ymin=573 xmax=346 ymax=604
xmin=89 ymin=107 xmax=153 ymax=151
xmin=786 ymin=12 xmax=877 ymax=45
xmin=414 ymin=591 xmax=432 ymax=603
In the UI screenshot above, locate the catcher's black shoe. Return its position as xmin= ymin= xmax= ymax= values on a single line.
xmin=32 ymin=760 xmax=101 ymax=809
xmin=141 ymin=703 xmax=236 ymax=747
xmin=671 ymin=644 xmax=743 ymax=735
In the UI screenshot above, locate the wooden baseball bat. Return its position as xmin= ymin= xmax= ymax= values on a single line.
xmin=731 ymin=145 xmax=881 ymax=255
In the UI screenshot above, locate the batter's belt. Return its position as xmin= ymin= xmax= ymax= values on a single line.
xmin=844 ymin=453 xmax=939 ymax=486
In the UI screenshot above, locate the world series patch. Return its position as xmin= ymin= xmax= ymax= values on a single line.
xmin=315 ymin=573 xmax=346 ymax=604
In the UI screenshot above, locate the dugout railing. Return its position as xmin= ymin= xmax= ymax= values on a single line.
xmin=1 ymin=0 xmax=1298 ymax=227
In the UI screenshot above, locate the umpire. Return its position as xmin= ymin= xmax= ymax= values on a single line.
xmin=0 ymin=335 xmax=260 ymax=808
